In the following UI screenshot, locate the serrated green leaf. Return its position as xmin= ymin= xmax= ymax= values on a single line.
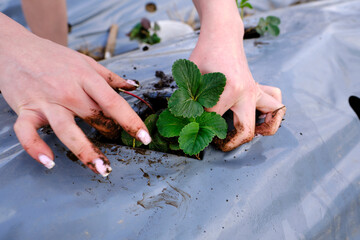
xmin=157 ymin=109 xmax=190 ymax=137
xmin=148 ymin=132 xmax=168 ymax=152
xmin=266 ymin=16 xmax=280 ymax=25
xmin=196 ymin=112 xmax=227 ymax=139
xmin=168 ymin=88 xmax=204 ymax=118
xmin=121 ymin=130 xmax=143 ymax=148
xmin=268 ymin=24 xmax=280 ymax=36
xmin=179 ymin=122 xmax=214 ymax=156
xmin=144 ymin=114 xmax=158 ymax=134
xmin=169 ymin=59 xmax=226 ymax=118
xmin=172 ymin=59 xmax=202 ymax=93
xmin=197 ymin=72 xmax=226 ymax=108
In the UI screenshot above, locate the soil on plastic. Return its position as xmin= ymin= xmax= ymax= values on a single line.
xmin=153 ymin=71 xmax=175 ymax=89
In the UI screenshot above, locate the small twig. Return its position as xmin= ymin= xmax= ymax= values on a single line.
xmin=118 ymin=88 xmax=154 ymax=113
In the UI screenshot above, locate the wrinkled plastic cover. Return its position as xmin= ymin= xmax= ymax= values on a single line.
xmin=1 ymin=0 xmax=360 ymax=239
xmin=1 ymin=0 xmax=309 ymax=55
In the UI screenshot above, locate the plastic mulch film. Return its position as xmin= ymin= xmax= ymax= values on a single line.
xmin=1 ymin=0 xmax=320 ymax=56
xmin=1 ymin=0 xmax=360 ymax=239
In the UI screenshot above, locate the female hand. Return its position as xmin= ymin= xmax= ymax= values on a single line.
xmin=0 ymin=13 xmax=151 ymax=176
xmin=191 ymin=0 xmax=286 ymax=151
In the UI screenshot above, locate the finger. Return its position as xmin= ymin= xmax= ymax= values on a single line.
xmin=14 ymin=110 xmax=55 ymax=169
xmin=82 ymin=55 xmax=139 ymax=90
xmin=255 ymin=87 xmax=286 ymax=136
xmin=45 ymin=106 xmax=112 ymax=177
xmin=83 ymin=77 xmax=151 ymax=145
xmin=68 ymin=92 xmax=122 ymax=139
xmin=259 ymin=85 xmax=282 ymax=102
xmin=256 ymin=90 xmax=283 ymax=113
xmin=214 ymin=96 xmax=256 ymax=152
xmin=256 ymin=106 xmax=286 ymax=136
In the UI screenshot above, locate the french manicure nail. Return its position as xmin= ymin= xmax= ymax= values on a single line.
xmin=136 ymin=129 xmax=152 ymax=145
xmin=94 ymin=158 xmax=112 ymax=177
xmin=126 ymin=79 xmax=139 ymax=87
xmin=38 ymin=154 xmax=55 ymax=169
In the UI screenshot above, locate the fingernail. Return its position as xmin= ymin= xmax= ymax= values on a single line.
xmin=94 ymin=158 xmax=112 ymax=177
xmin=126 ymin=79 xmax=139 ymax=87
xmin=136 ymin=129 xmax=152 ymax=145
xmin=38 ymin=154 xmax=55 ymax=169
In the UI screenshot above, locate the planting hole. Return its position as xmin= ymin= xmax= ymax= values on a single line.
xmin=349 ymin=96 xmax=360 ymax=119
xmin=145 ymin=3 xmax=157 ymax=12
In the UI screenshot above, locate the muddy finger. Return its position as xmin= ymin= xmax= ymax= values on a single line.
xmin=213 ymin=98 xmax=256 ymax=152
xmin=45 ymin=106 xmax=112 ymax=177
xmin=256 ymin=106 xmax=286 ymax=136
xmin=83 ymin=76 xmax=151 ymax=145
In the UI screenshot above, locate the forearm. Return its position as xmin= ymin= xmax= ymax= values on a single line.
xmin=21 ymin=0 xmax=68 ymax=46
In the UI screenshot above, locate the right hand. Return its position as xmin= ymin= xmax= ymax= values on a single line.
xmin=0 ymin=20 xmax=151 ymax=177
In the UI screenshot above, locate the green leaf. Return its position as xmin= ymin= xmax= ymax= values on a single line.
xmin=240 ymin=2 xmax=253 ymax=9
xmin=157 ymin=109 xmax=190 ymax=137
xmin=154 ymin=22 xmax=161 ymax=32
xmin=169 ymin=59 xmax=226 ymax=118
xmin=172 ymin=59 xmax=202 ymax=93
xmin=266 ymin=16 xmax=281 ymax=25
xmin=196 ymin=112 xmax=227 ymax=139
xmin=149 ymin=132 xmax=168 ymax=152
xmin=179 ymin=122 xmax=214 ymax=156
xmin=257 ymin=17 xmax=266 ymax=28
xmin=197 ymin=72 xmax=226 ymax=108
xmin=121 ymin=130 xmax=143 ymax=148
xmin=144 ymin=114 xmax=158 ymax=134
xmin=255 ymin=26 xmax=265 ymax=36
xmin=168 ymin=88 xmax=204 ymax=118
xmin=268 ymin=24 xmax=280 ymax=36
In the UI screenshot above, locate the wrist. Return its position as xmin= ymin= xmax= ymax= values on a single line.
xmin=194 ymin=0 xmax=244 ymax=38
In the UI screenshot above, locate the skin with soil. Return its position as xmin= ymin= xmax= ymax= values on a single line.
xmin=84 ymin=109 xmax=121 ymax=140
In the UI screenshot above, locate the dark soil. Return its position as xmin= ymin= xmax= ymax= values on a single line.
xmin=153 ymin=71 xmax=175 ymax=89
xmin=244 ymin=27 xmax=260 ymax=39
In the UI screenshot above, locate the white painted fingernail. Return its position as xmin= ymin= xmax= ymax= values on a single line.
xmin=94 ymin=158 xmax=112 ymax=177
xmin=136 ymin=129 xmax=152 ymax=145
xmin=126 ymin=79 xmax=139 ymax=87
xmin=38 ymin=154 xmax=55 ymax=169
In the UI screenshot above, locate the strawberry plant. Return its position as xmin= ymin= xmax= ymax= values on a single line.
xmin=128 ymin=18 xmax=161 ymax=45
xmin=120 ymin=59 xmax=228 ymax=157
xmin=156 ymin=59 xmax=228 ymax=156
xmin=256 ymin=16 xmax=281 ymax=37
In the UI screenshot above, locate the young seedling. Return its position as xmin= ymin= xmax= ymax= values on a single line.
xmin=235 ymin=0 xmax=253 ymax=19
xmin=128 ymin=18 xmax=161 ymax=45
xmin=156 ymin=59 xmax=228 ymax=156
xmin=120 ymin=59 xmax=228 ymax=157
xmin=256 ymin=16 xmax=281 ymax=37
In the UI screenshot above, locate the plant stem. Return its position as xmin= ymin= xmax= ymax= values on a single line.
xmin=240 ymin=8 xmax=244 ymax=19
xmin=118 ymin=88 xmax=154 ymax=113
